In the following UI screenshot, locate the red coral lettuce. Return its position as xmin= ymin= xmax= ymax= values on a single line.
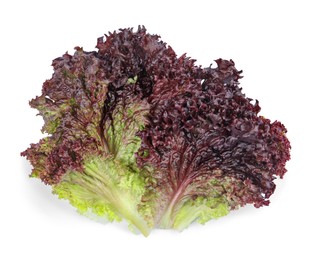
xmin=22 ymin=26 xmax=291 ymax=235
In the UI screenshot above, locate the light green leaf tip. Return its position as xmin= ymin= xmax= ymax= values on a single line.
xmin=53 ymin=156 xmax=150 ymax=236
xmin=173 ymin=196 xmax=230 ymax=231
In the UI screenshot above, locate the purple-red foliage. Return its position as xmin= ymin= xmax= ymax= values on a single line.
xmin=22 ymin=26 xmax=290 ymax=210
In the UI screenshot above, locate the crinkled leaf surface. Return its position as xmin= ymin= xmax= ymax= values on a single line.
xmin=22 ymin=27 xmax=291 ymax=235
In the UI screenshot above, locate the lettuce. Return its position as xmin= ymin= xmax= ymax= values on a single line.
xmin=22 ymin=26 xmax=291 ymax=236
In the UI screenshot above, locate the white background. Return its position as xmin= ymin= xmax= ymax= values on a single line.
xmin=1 ymin=0 xmax=311 ymax=259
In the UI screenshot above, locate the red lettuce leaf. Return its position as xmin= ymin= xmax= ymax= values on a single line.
xmin=137 ymin=58 xmax=290 ymax=225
